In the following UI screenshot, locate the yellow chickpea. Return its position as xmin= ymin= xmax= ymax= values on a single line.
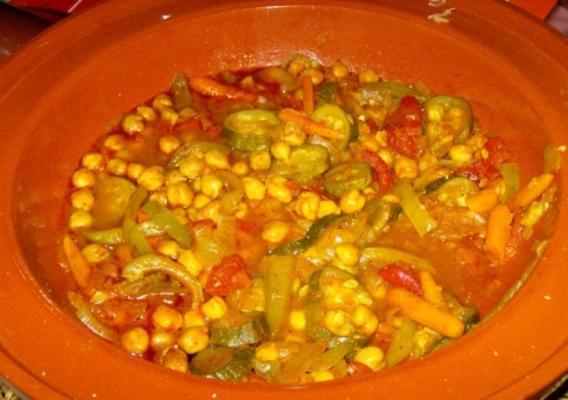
xmin=166 ymin=182 xmax=193 ymax=208
xmin=106 ymin=158 xmax=127 ymax=176
xmin=70 ymin=188 xmax=94 ymax=211
xmin=137 ymin=166 xmax=165 ymax=191
xmin=122 ymin=114 xmax=144 ymax=135
xmin=152 ymin=305 xmax=183 ymax=331
xmin=150 ymin=331 xmax=177 ymax=351
xmin=340 ymin=189 xmax=366 ymax=214
xmin=121 ymin=327 xmax=149 ymax=354
xmin=249 ymin=150 xmax=272 ymax=171
xmin=81 ymin=152 xmax=104 ymax=170
xmin=159 ymin=135 xmax=181 ymax=154
xmin=72 ymin=168 xmax=96 ymax=188
xmin=177 ymin=327 xmax=209 ymax=354
xmin=261 ymin=221 xmax=291 ymax=244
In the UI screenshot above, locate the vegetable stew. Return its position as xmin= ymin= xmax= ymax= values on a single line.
xmin=61 ymin=56 xmax=560 ymax=383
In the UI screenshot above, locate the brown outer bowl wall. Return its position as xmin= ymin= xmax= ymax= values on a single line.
xmin=0 ymin=0 xmax=567 ymax=399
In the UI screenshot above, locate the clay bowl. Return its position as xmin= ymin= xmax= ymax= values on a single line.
xmin=0 ymin=1 xmax=567 ymax=399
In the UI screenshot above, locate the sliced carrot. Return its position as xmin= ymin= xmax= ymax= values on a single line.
xmin=278 ymin=108 xmax=344 ymax=140
xmin=419 ymin=271 xmax=443 ymax=306
xmin=302 ymin=75 xmax=314 ymax=114
xmin=189 ymin=77 xmax=257 ymax=103
xmin=510 ymin=173 xmax=554 ymax=211
xmin=485 ymin=204 xmax=513 ymax=262
xmin=63 ymin=235 xmax=91 ymax=287
xmin=387 ymin=288 xmax=464 ymax=338
xmin=466 ymin=189 xmax=498 ymax=214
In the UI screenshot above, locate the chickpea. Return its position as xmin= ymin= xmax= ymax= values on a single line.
xmin=159 ymin=135 xmax=181 ymax=154
xmin=339 ymin=189 xmax=366 ymax=214
xmin=261 ymin=221 xmax=291 ymax=244
xmin=151 ymin=305 xmax=183 ymax=331
xmin=107 ymin=158 xmax=127 ymax=176
xmin=137 ymin=166 xmax=165 ymax=191
xmin=121 ymin=327 xmax=149 ymax=354
xmin=334 ymin=244 xmax=360 ymax=266
xmin=122 ymin=114 xmax=144 ymax=135
xmin=354 ymin=346 xmax=384 ymax=371
xmin=81 ymin=152 xmax=104 ymax=170
xmin=180 ymin=156 xmax=204 ymax=179
xmin=201 ymin=296 xmax=227 ymax=320
xmin=177 ymin=326 xmax=209 ymax=354
xmin=150 ymin=331 xmax=177 ymax=351
xmin=70 ymin=188 xmax=94 ymax=211
xmin=72 ymin=169 xmax=96 ymax=188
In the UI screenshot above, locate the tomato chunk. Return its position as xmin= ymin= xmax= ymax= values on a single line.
xmin=456 ymin=159 xmax=501 ymax=182
xmin=361 ymin=149 xmax=393 ymax=191
xmin=485 ymin=137 xmax=512 ymax=166
xmin=205 ymin=254 xmax=251 ymax=297
xmin=386 ymin=96 xmax=423 ymax=158
xmin=378 ymin=262 xmax=423 ymax=297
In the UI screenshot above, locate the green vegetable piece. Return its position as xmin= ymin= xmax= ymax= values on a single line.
xmin=543 ymin=144 xmax=562 ymax=173
xmin=323 ymin=161 xmax=372 ymax=198
xmin=191 ymin=347 xmax=254 ymax=381
xmin=168 ymin=141 xmax=229 ymax=169
xmin=423 ymin=175 xmax=452 ymax=194
xmin=191 ymin=347 xmax=234 ymax=374
xmin=424 ymin=95 xmax=473 ymax=157
xmin=283 ymin=144 xmax=330 ymax=184
xmin=122 ymin=255 xmax=203 ymax=308
xmin=263 ymin=255 xmax=295 ymax=338
xmin=361 ymin=247 xmax=435 ymax=273
xmin=210 ymin=317 xmax=268 ymax=347
xmin=393 ymin=182 xmax=437 ymax=237
xmin=142 ymin=200 xmax=192 ymax=248
xmin=91 ymin=176 xmax=136 ymax=229
xmin=361 ymin=81 xmax=421 ymax=101
xmin=312 ymin=103 xmax=354 ymax=150
xmin=385 ymin=319 xmax=416 ymax=367
xmin=316 ymin=83 xmax=338 ymax=106
xmin=223 ymin=109 xmax=280 ymax=152
xmin=170 ymin=72 xmax=192 ymax=111
xmin=122 ymin=188 xmax=153 ymax=256
xmin=272 ymin=214 xmax=339 ymax=256
xmin=83 ymin=228 xmax=124 ymax=246
xmin=498 ymin=163 xmax=520 ymax=203
xmin=433 ymin=177 xmax=479 ymax=206
xmin=308 ymin=344 xmax=349 ymax=373
xmin=359 ymin=200 xmax=392 ymax=245
xmin=83 ymin=221 xmax=167 ymax=246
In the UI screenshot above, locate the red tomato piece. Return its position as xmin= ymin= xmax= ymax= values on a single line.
xmin=456 ymin=159 xmax=501 ymax=182
xmin=235 ymin=220 xmax=261 ymax=235
xmin=386 ymin=96 xmax=423 ymax=158
xmin=485 ymin=137 xmax=512 ymax=165
xmin=386 ymin=96 xmax=422 ymax=127
xmin=361 ymin=149 xmax=394 ymax=191
xmin=205 ymin=254 xmax=251 ymax=297
xmin=378 ymin=262 xmax=424 ymax=297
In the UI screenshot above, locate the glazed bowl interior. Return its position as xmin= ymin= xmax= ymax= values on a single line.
xmin=2 ymin=1 xmax=568 ymax=399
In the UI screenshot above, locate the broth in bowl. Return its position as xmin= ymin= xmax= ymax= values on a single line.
xmin=60 ymin=56 xmax=560 ymax=383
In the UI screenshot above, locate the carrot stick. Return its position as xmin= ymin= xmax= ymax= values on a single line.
xmin=387 ymin=288 xmax=464 ymax=338
xmin=485 ymin=204 xmax=513 ymax=262
xmin=510 ymin=173 xmax=554 ymax=211
xmin=278 ymin=108 xmax=344 ymax=140
xmin=189 ymin=77 xmax=257 ymax=103
xmin=63 ymin=235 xmax=91 ymax=287
xmin=419 ymin=271 xmax=443 ymax=306
xmin=466 ymin=189 xmax=498 ymax=214
xmin=302 ymin=76 xmax=314 ymax=114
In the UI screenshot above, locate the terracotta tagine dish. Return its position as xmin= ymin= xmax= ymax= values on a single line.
xmin=0 ymin=1 xmax=567 ymax=399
